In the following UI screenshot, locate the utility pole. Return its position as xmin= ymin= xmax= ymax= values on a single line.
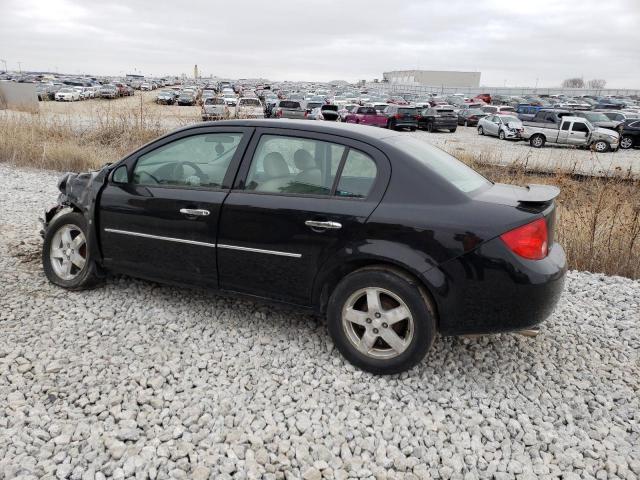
xmin=18 ymin=61 xmax=22 ymax=73
xmin=0 ymin=59 xmax=6 ymax=72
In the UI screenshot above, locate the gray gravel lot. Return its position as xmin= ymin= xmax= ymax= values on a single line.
xmin=1 ymin=164 xmax=639 ymax=480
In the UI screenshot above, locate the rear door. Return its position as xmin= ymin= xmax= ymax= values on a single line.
xmin=98 ymin=126 xmax=253 ymax=287
xmin=217 ymin=128 xmax=390 ymax=306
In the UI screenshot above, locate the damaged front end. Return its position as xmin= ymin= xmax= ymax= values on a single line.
xmin=39 ymin=166 xmax=110 ymax=239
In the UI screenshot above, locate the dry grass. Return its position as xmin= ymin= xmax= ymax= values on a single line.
xmin=1 ymin=110 xmax=639 ymax=279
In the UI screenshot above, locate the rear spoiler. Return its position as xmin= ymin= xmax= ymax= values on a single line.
xmin=517 ymin=184 xmax=560 ymax=205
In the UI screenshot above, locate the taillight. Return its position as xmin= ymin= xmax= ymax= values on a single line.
xmin=394 ymin=113 xmax=402 ymax=119
xmin=276 ymin=109 xmax=282 ymax=117
xmin=500 ymin=218 xmax=548 ymax=260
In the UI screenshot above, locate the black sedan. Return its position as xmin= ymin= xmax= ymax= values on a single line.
xmin=40 ymin=120 xmax=566 ymax=374
xmin=619 ymin=119 xmax=640 ymax=149
xmin=458 ymin=108 xmax=488 ymax=127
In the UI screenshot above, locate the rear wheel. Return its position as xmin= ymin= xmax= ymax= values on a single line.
xmin=478 ymin=126 xmax=484 ymax=135
xmin=388 ymin=119 xmax=396 ymax=130
xmin=427 ymin=122 xmax=434 ymax=133
xmin=530 ymin=134 xmax=545 ymax=148
xmin=449 ymin=128 xmax=457 ymax=133
xmin=620 ymin=135 xmax=633 ymax=149
xmin=327 ymin=267 xmax=436 ymax=375
xmin=42 ymin=212 xmax=100 ymax=290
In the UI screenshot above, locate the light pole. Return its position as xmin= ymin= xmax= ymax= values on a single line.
xmin=0 ymin=59 xmax=6 ymax=73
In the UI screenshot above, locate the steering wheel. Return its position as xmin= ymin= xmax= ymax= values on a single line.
xmin=171 ymin=161 xmax=208 ymax=184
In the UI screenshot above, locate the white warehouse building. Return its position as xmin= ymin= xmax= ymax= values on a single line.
xmin=383 ymin=70 xmax=481 ymax=88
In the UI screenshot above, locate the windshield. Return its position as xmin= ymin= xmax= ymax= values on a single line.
xmin=500 ymin=116 xmax=521 ymax=124
xmin=385 ymin=137 xmax=490 ymax=193
xmin=240 ymin=99 xmax=261 ymax=106
xmin=279 ymin=101 xmax=300 ymax=109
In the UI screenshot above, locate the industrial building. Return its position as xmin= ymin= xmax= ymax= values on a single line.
xmin=383 ymin=70 xmax=481 ymax=88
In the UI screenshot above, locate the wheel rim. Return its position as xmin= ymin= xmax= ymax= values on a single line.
xmin=621 ymin=137 xmax=632 ymax=148
xmin=50 ymin=224 xmax=87 ymax=281
xmin=499 ymin=131 xmax=505 ymax=139
xmin=533 ymin=137 xmax=542 ymax=147
xmin=594 ymin=141 xmax=607 ymax=152
xmin=478 ymin=127 xmax=483 ymax=135
xmin=341 ymin=287 xmax=414 ymax=360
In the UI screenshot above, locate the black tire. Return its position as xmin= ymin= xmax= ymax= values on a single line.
xmin=478 ymin=126 xmax=484 ymax=135
xmin=530 ymin=134 xmax=545 ymax=148
xmin=327 ymin=267 xmax=436 ymax=375
xmin=427 ymin=122 xmax=434 ymax=133
xmin=42 ymin=211 xmax=100 ymax=290
xmin=449 ymin=128 xmax=457 ymax=133
xmin=499 ymin=130 xmax=506 ymax=140
xmin=619 ymin=135 xmax=633 ymax=149
xmin=409 ymin=127 xmax=416 ymax=132
xmin=388 ymin=119 xmax=396 ymax=130
xmin=593 ymin=140 xmax=610 ymax=153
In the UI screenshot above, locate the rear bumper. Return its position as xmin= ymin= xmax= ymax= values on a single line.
xmin=431 ymin=237 xmax=567 ymax=336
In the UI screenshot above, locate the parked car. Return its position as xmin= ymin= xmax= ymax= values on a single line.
xmin=516 ymin=104 xmax=543 ymax=121
xmin=572 ymin=112 xmax=622 ymax=131
xmin=55 ymin=88 xmax=81 ymax=102
xmin=176 ymin=92 xmax=196 ymax=106
xmin=523 ymin=116 xmax=619 ymax=152
xmin=156 ymin=90 xmax=176 ymax=105
xmin=274 ymin=100 xmax=306 ymax=119
xmin=482 ymin=105 xmax=517 ymax=115
xmin=523 ymin=109 xmax=574 ymax=126
xmin=598 ymin=110 xmax=640 ymax=123
xmin=478 ymin=115 xmax=524 ymax=140
xmin=337 ymin=104 xmax=359 ymax=122
xmin=140 ymin=82 xmax=153 ymax=91
xmin=308 ymin=104 xmax=340 ymax=121
xmin=113 ymin=83 xmax=129 ymax=97
xmin=458 ymin=108 xmax=488 ymax=127
xmin=474 ymin=93 xmax=492 ymax=104
xmin=418 ymin=107 xmax=458 ymax=132
xmin=618 ymin=119 xmax=640 ymax=149
xmin=100 ymin=85 xmax=119 ymax=99
xmin=202 ymin=97 xmax=229 ymax=121
xmin=235 ymin=97 xmax=264 ymax=118
xmin=40 ymin=119 xmax=566 ymax=374
xmin=344 ymin=106 xmax=388 ymax=127
xmin=383 ymin=105 xmax=418 ymax=131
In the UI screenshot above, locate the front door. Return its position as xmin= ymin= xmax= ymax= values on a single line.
xmin=217 ymin=128 xmax=389 ymax=306
xmin=567 ymin=121 xmax=590 ymax=145
xmin=98 ymin=127 xmax=252 ymax=287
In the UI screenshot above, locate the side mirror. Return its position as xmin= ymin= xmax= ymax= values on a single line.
xmin=112 ymin=165 xmax=129 ymax=184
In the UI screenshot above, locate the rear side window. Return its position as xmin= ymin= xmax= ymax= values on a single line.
xmin=561 ymin=122 xmax=571 ymax=130
xmin=572 ymin=122 xmax=589 ymax=132
xmin=336 ymin=150 xmax=377 ymax=198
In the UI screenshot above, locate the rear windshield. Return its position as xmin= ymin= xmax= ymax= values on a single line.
xmin=321 ymin=104 xmax=338 ymax=111
xmin=384 ymin=137 xmax=490 ymax=193
xmin=205 ymin=98 xmax=224 ymax=105
xmin=239 ymin=98 xmax=261 ymax=106
xmin=306 ymin=102 xmax=322 ymax=109
xmin=398 ymin=108 xmax=417 ymax=114
xmin=279 ymin=101 xmax=300 ymax=109
xmin=357 ymin=107 xmax=377 ymax=115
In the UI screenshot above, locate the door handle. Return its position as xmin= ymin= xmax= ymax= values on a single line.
xmin=180 ymin=208 xmax=210 ymax=216
xmin=305 ymin=220 xmax=342 ymax=230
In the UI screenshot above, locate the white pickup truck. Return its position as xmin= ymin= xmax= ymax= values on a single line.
xmin=523 ymin=116 xmax=619 ymax=152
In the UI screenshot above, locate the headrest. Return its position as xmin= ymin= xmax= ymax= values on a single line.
xmin=294 ymin=149 xmax=316 ymax=171
xmin=215 ymin=143 xmax=224 ymax=154
xmin=263 ymin=152 xmax=289 ymax=177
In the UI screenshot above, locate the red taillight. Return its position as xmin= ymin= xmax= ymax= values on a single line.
xmin=276 ymin=108 xmax=282 ymax=117
xmin=500 ymin=218 xmax=548 ymax=260
xmin=394 ymin=113 xmax=402 ymax=119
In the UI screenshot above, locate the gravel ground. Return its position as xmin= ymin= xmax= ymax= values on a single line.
xmin=1 ymin=164 xmax=639 ymax=480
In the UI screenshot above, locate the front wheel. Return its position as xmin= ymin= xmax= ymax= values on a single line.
xmin=42 ymin=211 xmax=100 ymax=290
xmin=427 ymin=122 xmax=434 ymax=133
xmin=388 ymin=119 xmax=396 ymax=130
xmin=478 ymin=126 xmax=484 ymax=135
xmin=620 ymin=135 xmax=633 ymax=149
xmin=593 ymin=140 xmax=610 ymax=153
xmin=499 ymin=130 xmax=506 ymax=140
xmin=449 ymin=128 xmax=457 ymax=133
xmin=327 ymin=267 xmax=436 ymax=375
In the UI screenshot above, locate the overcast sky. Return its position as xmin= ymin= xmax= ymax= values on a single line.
xmin=1 ymin=0 xmax=639 ymax=87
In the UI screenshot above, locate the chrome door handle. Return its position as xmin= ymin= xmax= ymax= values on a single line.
xmin=180 ymin=208 xmax=210 ymax=216
xmin=305 ymin=220 xmax=342 ymax=230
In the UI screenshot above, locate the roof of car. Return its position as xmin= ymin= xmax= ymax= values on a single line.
xmin=190 ymin=119 xmax=403 ymax=142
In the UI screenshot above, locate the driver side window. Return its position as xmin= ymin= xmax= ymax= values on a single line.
xmin=132 ymin=133 xmax=243 ymax=189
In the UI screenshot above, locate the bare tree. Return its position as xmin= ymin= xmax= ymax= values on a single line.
xmin=588 ymin=78 xmax=607 ymax=89
xmin=562 ymin=77 xmax=585 ymax=88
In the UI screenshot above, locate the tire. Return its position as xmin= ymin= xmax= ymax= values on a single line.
xmin=620 ymin=135 xmax=634 ymax=149
xmin=327 ymin=267 xmax=436 ymax=375
xmin=478 ymin=126 xmax=484 ymax=135
xmin=499 ymin=130 xmax=506 ymax=140
xmin=427 ymin=122 xmax=434 ymax=133
xmin=449 ymin=128 xmax=457 ymax=133
xmin=464 ymin=120 xmax=468 ymax=127
xmin=42 ymin=211 xmax=100 ymax=290
xmin=409 ymin=127 xmax=416 ymax=132
xmin=530 ymin=134 xmax=545 ymax=148
xmin=388 ymin=119 xmax=396 ymax=130
xmin=593 ymin=140 xmax=610 ymax=153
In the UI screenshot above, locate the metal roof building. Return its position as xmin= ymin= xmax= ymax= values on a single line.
xmin=383 ymin=70 xmax=481 ymax=88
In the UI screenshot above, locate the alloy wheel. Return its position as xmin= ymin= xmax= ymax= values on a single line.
xmin=49 ymin=224 xmax=87 ymax=281
xmin=594 ymin=141 xmax=608 ymax=152
xmin=620 ymin=136 xmax=633 ymax=149
xmin=341 ymin=287 xmax=414 ymax=360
